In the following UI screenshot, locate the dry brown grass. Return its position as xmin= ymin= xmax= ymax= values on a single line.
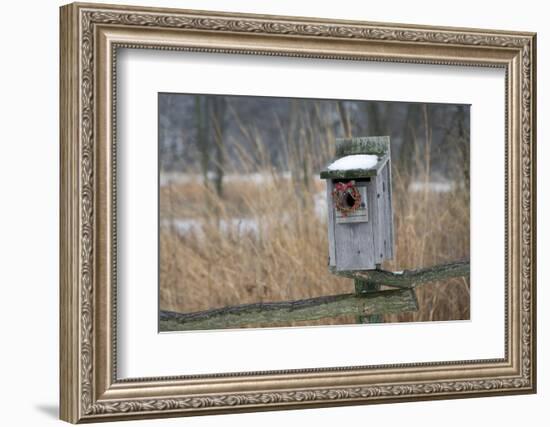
xmin=160 ymin=101 xmax=469 ymax=328
xmin=159 ymin=166 xmax=470 ymax=327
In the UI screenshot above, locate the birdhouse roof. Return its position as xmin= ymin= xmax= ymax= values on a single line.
xmin=320 ymin=136 xmax=390 ymax=179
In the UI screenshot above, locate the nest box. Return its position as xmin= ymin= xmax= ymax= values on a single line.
xmin=320 ymin=136 xmax=394 ymax=271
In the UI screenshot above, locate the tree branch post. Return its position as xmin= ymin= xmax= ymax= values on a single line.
xmin=354 ymin=278 xmax=382 ymax=324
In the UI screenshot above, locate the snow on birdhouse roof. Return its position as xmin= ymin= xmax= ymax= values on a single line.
xmin=320 ymin=136 xmax=390 ymax=179
xmin=327 ymin=154 xmax=379 ymax=171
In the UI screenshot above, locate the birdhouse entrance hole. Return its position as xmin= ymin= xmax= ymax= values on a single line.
xmin=343 ymin=192 xmax=356 ymax=209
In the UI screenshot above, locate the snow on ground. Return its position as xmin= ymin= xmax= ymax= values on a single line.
xmin=408 ymin=181 xmax=455 ymax=193
xmin=160 ymin=171 xmax=292 ymax=187
xmin=161 ymin=172 xmax=457 ymax=196
xmin=161 ymin=218 xmax=262 ymax=239
xmin=314 ymin=190 xmax=327 ymax=219
xmin=327 ymin=154 xmax=378 ymax=171
xmin=163 ymin=191 xmax=327 ymax=239
xmin=160 ymin=173 xmax=458 ymax=239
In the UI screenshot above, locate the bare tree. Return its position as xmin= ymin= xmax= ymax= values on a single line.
xmin=337 ymin=101 xmax=352 ymax=137
xmin=195 ymin=95 xmax=209 ymax=187
xmin=455 ymin=105 xmax=470 ymax=190
xmin=211 ymin=96 xmax=227 ymax=197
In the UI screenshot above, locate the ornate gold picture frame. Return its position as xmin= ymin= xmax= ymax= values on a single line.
xmin=60 ymin=2 xmax=536 ymax=423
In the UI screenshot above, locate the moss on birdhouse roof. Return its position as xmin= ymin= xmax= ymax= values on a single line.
xmin=320 ymin=136 xmax=390 ymax=180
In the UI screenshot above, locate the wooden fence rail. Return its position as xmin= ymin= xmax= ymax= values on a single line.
xmin=159 ymin=260 xmax=469 ymax=331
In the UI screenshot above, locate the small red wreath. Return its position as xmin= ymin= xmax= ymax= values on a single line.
xmin=332 ymin=181 xmax=362 ymax=217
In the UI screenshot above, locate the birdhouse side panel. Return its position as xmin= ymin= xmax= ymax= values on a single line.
xmin=371 ymin=175 xmax=386 ymax=266
xmin=382 ymin=162 xmax=394 ymax=260
xmin=326 ymin=180 xmax=336 ymax=269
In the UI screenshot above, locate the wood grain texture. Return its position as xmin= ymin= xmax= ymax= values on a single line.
xmin=337 ymin=260 xmax=470 ymax=289
xmin=326 ymin=179 xmax=336 ymax=268
xmin=382 ymin=162 xmax=394 ymax=259
xmin=334 ymin=182 xmax=376 ymax=270
xmin=354 ymin=279 xmax=383 ymax=324
xmin=373 ymin=172 xmax=385 ymax=264
xmin=159 ymin=289 xmax=418 ymax=331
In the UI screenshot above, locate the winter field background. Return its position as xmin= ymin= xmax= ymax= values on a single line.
xmin=159 ymin=94 xmax=470 ymax=329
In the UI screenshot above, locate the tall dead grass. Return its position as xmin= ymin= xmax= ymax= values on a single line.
xmin=159 ymin=174 xmax=469 ymax=327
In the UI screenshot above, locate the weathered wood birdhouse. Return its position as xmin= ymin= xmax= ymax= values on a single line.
xmin=320 ymin=136 xmax=394 ymax=271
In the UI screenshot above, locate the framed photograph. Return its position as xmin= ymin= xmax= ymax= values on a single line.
xmin=60 ymin=2 xmax=536 ymax=423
